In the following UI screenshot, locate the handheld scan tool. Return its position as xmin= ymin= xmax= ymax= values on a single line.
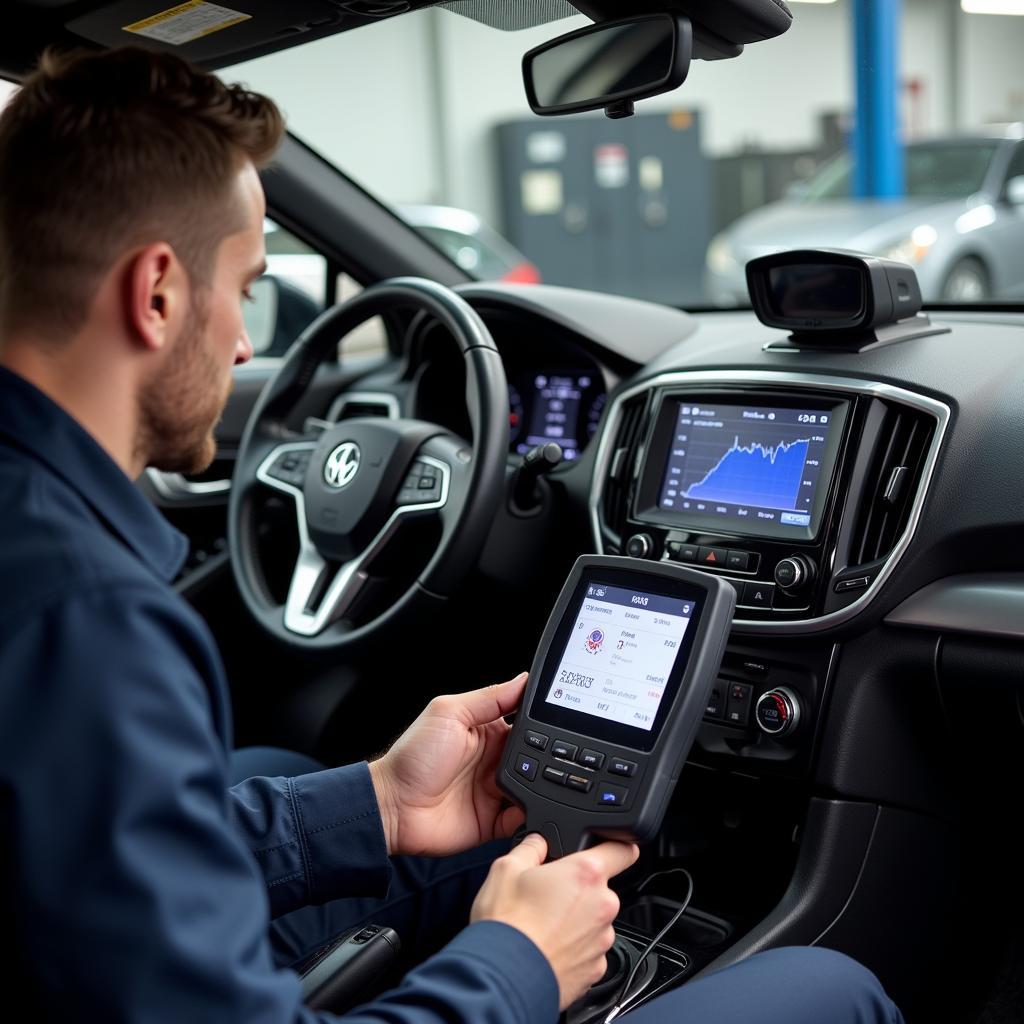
xmin=499 ymin=555 xmax=735 ymax=858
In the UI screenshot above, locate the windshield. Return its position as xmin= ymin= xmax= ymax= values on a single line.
xmin=231 ymin=5 xmax=1024 ymax=309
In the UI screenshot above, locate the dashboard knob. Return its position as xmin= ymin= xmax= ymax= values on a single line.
xmin=755 ymin=687 xmax=802 ymax=738
xmin=625 ymin=533 xmax=653 ymax=559
xmin=774 ymin=555 xmax=816 ymax=591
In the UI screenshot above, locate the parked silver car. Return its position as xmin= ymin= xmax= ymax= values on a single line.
xmin=706 ymin=129 xmax=1024 ymax=305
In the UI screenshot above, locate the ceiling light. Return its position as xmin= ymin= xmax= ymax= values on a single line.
xmin=962 ymin=0 xmax=1024 ymax=14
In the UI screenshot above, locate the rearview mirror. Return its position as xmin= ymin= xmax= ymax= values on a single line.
xmin=523 ymin=13 xmax=692 ymax=119
xmin=1006 ymin=175 xmax=1024 ymax=207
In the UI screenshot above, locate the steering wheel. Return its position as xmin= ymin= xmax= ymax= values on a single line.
xmin=228 ymin=277 xmax=508 ymax=654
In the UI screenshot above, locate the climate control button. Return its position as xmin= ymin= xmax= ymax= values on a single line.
xmin=774 ymin=555 xmax=816 ymax=592
xmin=755 ymin=687 xmax=802 ymax=738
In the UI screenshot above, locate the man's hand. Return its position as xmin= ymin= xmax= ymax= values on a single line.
xmin=471 ymin=834 xmax=639 ymax=1010
xmin=368 ymin=673 xmax=528 ymax=858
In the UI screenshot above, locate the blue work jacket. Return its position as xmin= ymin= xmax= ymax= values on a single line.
xmin=0 ymin=365 xmax=558 ymax=1023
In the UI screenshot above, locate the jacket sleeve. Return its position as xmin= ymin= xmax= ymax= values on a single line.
xmin=229 ymin=764 xmax=391 ymax=918
xmin=1 ymin=582 xmax=559 ymax=1024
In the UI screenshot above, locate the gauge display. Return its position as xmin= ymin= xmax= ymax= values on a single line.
xmin=510 ymin=371 xmax=605 ymax=462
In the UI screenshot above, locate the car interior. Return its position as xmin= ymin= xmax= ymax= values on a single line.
xmin=4 ymin=1 xmax=1024 ymax=1021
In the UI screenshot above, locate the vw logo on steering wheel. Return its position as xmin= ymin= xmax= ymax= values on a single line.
xmin=323 ymin=442 xmax=361 ymax=489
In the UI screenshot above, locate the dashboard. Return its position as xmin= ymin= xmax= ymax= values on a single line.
xmin=408 ymin=301 xmax=616 ymax=463
xmin=382 ymin=282 xmax=1024 ymax=785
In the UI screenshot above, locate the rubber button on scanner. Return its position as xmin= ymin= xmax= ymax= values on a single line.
xmin=608 ymin=758 xmax=637 ymax=777
xmin=525 ymin=731 xmax=549 ymax=751
xmin=514 ymin=754 xmax=538 ymax=781
xmin=596 ymin=783 xmax=628 ymax=807
xmin=551 ymin=740 xmax=578 ymax=761
xmin=579 ymin=748 xmax=605 ymax=769
xmin=566 ymin=774 xmax=592 ymax=793
xmin=543 ymin=767 xmax=567 ymax=786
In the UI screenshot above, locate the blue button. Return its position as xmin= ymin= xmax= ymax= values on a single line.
xmin=514 ymin=754 xmax=538 ymax=782
xmin=596 ymin=783 xmax=627 ymax=807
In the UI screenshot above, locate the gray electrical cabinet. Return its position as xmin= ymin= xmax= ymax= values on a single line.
xmin=496 ymin=109 xmax=712 ymax=307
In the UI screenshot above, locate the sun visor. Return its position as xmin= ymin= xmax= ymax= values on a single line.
xmin=63 ymin=1 xmax=353 ymax=65
xmin=570 ymin=1 xmax=793 ymax=60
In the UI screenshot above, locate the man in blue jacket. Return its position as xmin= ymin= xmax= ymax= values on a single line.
xmin=0 ymin=46 xmax=902 ymax=1023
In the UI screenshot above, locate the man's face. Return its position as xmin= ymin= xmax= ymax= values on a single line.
xmin=140 ymin=164 xmax=265 ymax=475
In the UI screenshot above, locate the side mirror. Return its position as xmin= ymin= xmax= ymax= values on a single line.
xmin=1006 ymin=175 xmax=1024 ymax=207
xmin=523 ymin=13 xmax=691 ymax=119
xmin=242 ymin=276 xmax=279 ymax=356
xmin=243 ymin=274 xmax=324 ymax=358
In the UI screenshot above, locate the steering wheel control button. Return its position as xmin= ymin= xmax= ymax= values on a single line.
xmin=551 ymin=739 xmax=578 ymax=761
xmin=724 ymin=682 xmax=753 ymax=727
xmin=699 ymin=546 xmax=728 ymax=568
xmin=543 ymin=766 xmax=568 ymax=786
xmin=269 ymin=450 xmax=312 ymax=487
xmin=725 ymin=550 xmax=750 ymax=572
xmin=525 ymin=731 xmax=549 ymax=751
xmin=596 ymin=784 xmax=628 ymax=807
xmin=755 ymin=687 xmax=802 ymax=737
xmin=514 ymin=754 xmax=538 ymax=781
xmin=566 ymin=774 xmax=593 ymax=793
xmin=608 ymin=758 xmax=637 ymax=777
xmin=626 ymin=533 xmax=653 ymax=559
xmin=742 ymin=582 xmax=775 ymax=608
xmin=579 ymin=748 xmax=605 ymax=769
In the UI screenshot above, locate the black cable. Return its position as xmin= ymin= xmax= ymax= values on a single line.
xmin=604 ymin=868 xmax=694 ymax=1023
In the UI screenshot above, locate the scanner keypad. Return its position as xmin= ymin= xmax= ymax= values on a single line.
xmin=511 ymin=737 xmax=635 ymax=809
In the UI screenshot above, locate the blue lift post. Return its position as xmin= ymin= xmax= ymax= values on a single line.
xmin=851 ymin=0 xmax=905 ymax=198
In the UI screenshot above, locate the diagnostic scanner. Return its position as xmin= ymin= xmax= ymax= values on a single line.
xmin=499 ymin=555 xmax=735 ymax=858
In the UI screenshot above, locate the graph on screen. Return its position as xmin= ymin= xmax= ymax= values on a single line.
xmin=684 ymin=436 xmax=809 ymax=510
xmin=658 ymin=403 xmax=834 ymax=530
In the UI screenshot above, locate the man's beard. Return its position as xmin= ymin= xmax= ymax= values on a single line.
xmin=136 ymin=296 xmax=231 ymax=476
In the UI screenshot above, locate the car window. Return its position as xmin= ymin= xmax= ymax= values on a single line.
xmin=806 ymin=143 xmax=1000 ymax=201
xmin=237 ymin=217 xmax=391 ymax=360
xmin=1005 ymin=142 xmax=1024 ymax=185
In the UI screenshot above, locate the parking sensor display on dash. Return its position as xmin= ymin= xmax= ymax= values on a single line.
xmin=544 ymin=583 xmax=695 ymax=732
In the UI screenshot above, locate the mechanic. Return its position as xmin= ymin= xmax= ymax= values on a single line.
xmin=0 ymin=47 xmax=902 ymax=1024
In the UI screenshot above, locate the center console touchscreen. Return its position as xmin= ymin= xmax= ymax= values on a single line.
xmin=499 ymin=555 xmax=735 ymax=858
xmin=634 ymin=394 xmax=849 ymax=542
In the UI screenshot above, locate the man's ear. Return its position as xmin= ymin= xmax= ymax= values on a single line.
xmin=127 ymin=242 xmax=185 ymax=352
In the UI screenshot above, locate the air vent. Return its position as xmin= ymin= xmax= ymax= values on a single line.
xmin=326 ymin=392 xmax=400 ymax=421
xmin=848 ymin=402 xmax=935 ymax=566
xmin=601 ymin=394 xmax=648 ymax=553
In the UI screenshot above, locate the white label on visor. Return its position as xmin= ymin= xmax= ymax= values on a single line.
xmin=123 ymin=2 xmax=250 ymax=46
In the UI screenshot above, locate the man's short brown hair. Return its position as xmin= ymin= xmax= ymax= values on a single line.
xmin=0 ymin=46 xmax=284 ymax=339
